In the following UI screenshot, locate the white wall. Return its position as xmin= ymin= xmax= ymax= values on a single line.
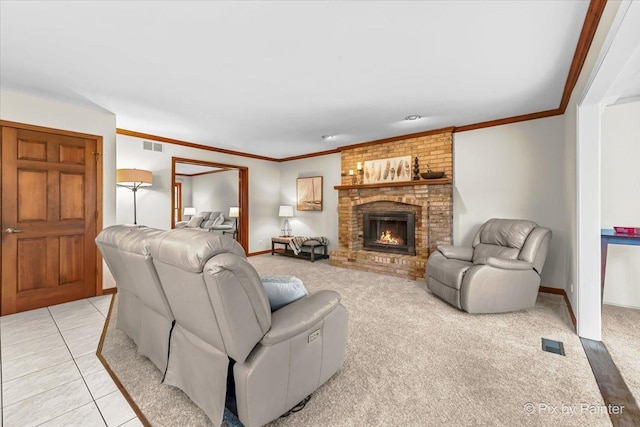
xmin=601 ymin=101 xmax=640 ymax=308
xmin=0 ymin=89 xmax=118 ymax=289
xmin=192 ymin=169 xmax=239 ymax=218
xmin=116 ymin=134 xmax=281 ymax=253
xmin=278 ymin=154 xmax=341 ymax=250
xmin=453 ymin=116 xmax=567 ymax=288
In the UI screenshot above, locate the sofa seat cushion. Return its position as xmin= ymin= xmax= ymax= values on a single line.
xmin=260 ymin=275 xmax=308 ymax=311
xmin=427 ymin=252 xmax=472 ymax=290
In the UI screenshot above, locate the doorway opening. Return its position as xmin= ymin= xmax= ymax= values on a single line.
xmin=171 ymin=157 xmax=249 ymax=253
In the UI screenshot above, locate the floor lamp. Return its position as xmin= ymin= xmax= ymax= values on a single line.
xmin=116 ymin=168 xmax=153 ymax=225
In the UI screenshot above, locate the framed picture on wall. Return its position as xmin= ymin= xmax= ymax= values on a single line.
xmin=297 ymin=176 xmax=323 ymax=211
xmin=364 ymin=155 xmax=411 ymax=184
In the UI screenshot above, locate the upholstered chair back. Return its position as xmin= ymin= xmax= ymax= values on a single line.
xmin=119 ymin=227 xmax=173 ymax=318
xmin=471 ymin=218 xmax=551 ymax=274
xmin=96 ymin=226 xmax=140 ymax=339
xmin=149 ymin=230 xmax=271 ymax=361
xmin=96 ymin=225 xmax=137 ymax=296
xmin=203 ymin=253 xmax=272 ymax=362
xmin=97 ymin=226 xmax=168 ymax=334
xmin=96 ymin=225 xmax=172 ymax=370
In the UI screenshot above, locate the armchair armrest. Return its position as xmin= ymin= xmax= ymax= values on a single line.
xmin=438 ymin=245 xmax=473 ymax=261
xmin=261 ymin=290 xmax=341 ymax=345
xmin=477 ymin=257 xmax=534 ymax=270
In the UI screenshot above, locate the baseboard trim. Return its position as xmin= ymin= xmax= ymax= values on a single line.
xmin=539 ymin=286 xmax=577 ymax=331
xmin=248 ymin=249 xmax=271 ymax=257
xmin=101 ymin=287 xmax=117 ymax=295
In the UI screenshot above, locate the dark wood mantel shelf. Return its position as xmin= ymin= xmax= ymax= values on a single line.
xmin=334 ymin=178 xmax=451 ymax=190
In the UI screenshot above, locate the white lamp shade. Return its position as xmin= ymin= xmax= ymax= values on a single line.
xmin=116 ymin=169 xmax=153 ymax=187
xmin=279 ymin=205 xmax=294 ymax=217
xmin=229 ymin=207 xmax=240 ymax=218
xmin=183 ymin=207 xmax=196 ymax=216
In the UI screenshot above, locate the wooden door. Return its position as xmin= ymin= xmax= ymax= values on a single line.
xmin=1 ymin=125 xmax=99 ymax=315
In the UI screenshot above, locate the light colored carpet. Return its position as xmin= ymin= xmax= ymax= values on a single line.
xmin=601 ymin=304 xmax=640 ymax=405
xmin=101 ymin=255 xmax=611 ymax=426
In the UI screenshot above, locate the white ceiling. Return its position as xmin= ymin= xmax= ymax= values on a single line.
xmin=0 ymin=1 xmax=593 ymax=158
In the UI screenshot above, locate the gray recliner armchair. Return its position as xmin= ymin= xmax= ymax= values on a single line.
xmin=149 ymin=229 xmax=348 ymax=427
xmin=426 ymin=218 xmax=552 ymax=313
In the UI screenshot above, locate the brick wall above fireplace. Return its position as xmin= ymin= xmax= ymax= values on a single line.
xmin=330 ymin=128 xmax=454 ymax=280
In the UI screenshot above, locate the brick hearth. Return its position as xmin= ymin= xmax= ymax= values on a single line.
xmin=330 ymin=128 xmax=454 ymax=280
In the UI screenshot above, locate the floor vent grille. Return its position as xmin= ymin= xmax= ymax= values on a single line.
xmin=541 ymin=338 xmax=565 ymax=356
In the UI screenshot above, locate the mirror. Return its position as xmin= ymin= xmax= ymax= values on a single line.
xmin=171 ymin=157 xmax=249 ymax=252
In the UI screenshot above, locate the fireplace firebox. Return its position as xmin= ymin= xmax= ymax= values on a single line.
xmin=363 ymin=211 xmax=416 ymax=255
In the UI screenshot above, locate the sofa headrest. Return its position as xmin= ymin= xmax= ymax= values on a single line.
xmin=96 ymin=225 xmax=165 ymax=255
xmin=149 ymin=229 xmax=246 ymax=273
xmin=472 ymin=218 xmax=538 ymax=250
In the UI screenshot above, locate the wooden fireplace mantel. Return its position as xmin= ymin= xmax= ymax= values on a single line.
xmin=334 ymin=178 xmax=451 ymax=191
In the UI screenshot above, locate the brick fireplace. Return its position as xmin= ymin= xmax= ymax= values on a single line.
xmin=330 ymin=128 xmax=454 ymax=280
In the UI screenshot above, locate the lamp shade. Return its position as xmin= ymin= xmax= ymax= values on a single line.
xmin=229 ymin=207 xmax=240 ymax=218
xmin=116 ymin=169 xmax=153 ymax=187
xmin=279 ymin=205 xmax=294 ymax=218
xmin=183 ymin=207 xmax=196 ymax=216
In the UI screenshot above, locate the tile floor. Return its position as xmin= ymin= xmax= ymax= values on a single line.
xmin=1 ymin=296 xmax=144 ymax=427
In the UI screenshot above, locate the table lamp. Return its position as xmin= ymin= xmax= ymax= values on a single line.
xmin=279 ymin=205 xmax=293 ymax=237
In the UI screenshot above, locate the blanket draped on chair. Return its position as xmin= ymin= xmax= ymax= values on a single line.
xmin=289 ymin=236 xmax=329 ymax=255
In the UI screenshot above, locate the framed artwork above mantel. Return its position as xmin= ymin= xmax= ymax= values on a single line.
xmin=297 ymin=176 xmax=323 ymax=211
xmin=364 ymin=155 xmax=411 ymax=184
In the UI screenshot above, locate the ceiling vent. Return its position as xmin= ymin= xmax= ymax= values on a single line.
xmin=142 ymin=141 xmax=164 ymax=153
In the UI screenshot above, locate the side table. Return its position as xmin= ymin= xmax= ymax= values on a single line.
xmin=272 ymin=236 xmax=293 ymax=255
xmin=271 ymin=237 xmax=328 ymax=262
xmin=601 ymin=229 xmax=640 ymax=301
xmin=223 ymin=229 xmax=238 ymax=240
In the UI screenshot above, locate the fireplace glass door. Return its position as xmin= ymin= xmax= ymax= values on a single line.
xmin=363 ymin=211 xmax=416 ymax=255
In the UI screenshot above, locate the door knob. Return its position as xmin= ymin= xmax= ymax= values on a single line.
xmin=4 ymin=227 xmax=22 ymax=234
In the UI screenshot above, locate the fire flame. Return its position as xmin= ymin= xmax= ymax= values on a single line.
xmin=377 ymin=230 xmax=401 ymax=245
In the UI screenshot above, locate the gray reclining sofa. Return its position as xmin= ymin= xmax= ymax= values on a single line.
xmin=96 ymin=226 xmax=348 ymax=427
xmin=175 ymin=210 xmax=236 ymax=235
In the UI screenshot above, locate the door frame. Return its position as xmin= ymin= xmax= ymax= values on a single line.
xmin=171 ymin=157 xmax=249 ymax=253
xmin=0 ymin=120 xmax=104 ymax=312
xmin=575 ymin=0 xmax=640 ymax=340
